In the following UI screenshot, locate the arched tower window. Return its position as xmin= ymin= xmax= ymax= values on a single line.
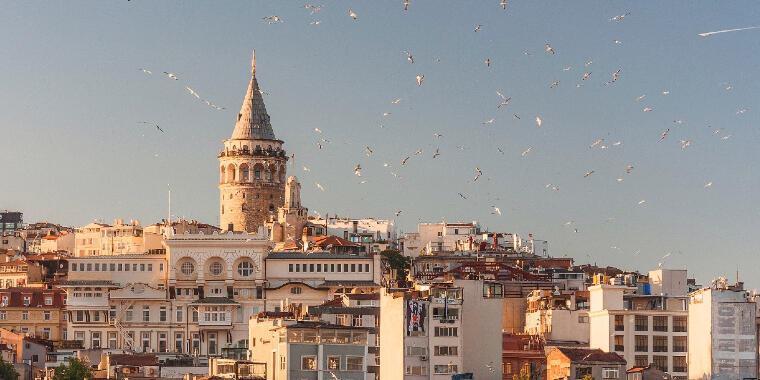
xmin=240 ymin=164 xmax=249 ymax=182
xmin=266 ymin=169 xmax=272 ymax=182
xmin=227 ymin=164 xmax=236 ymax=182
xmin=254 ymin=167 xmax=261 ymax=179
xmin=242 ymin=204 xmax=247 ymax=212
xmin=269 ymin=204 xmax=275 ymax=212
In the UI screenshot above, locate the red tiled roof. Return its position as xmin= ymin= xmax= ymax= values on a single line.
xmin=346 ymin=293 xmax=379 ymax=300
xmin=108 ymin=354 xmax=158 ymax=366
xmin=0 ymin=260 xmax=30 ymax=266
xmin=0 ymin=288 xmax=66 ymax=308
xmin=315 ymin=298 xmax=343 ymax=308
xmin=312 ymin=235 xmax=359 ymax=247
xmin=555 ymin=347 xmax=626 ymax=364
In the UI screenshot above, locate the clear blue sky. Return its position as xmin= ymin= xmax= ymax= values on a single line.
xmin=1 ymin=1 xmax=758 ymax=289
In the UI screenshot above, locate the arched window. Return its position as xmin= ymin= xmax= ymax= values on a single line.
xmin=255 ymin=168 xmax=261 ymax=179
xmin=227 ymin=164 xmax=236 ymax=182
xmin=209 ymin=262 xmax=223 ymax=276
xmin=238 ymin=261 xmax=255 ymax=276
xmin=241 ymin=164 xmax=249 ymax=182
xmin=269 ymin=204 xmax=275 ymax=212
xmin=242 ymin=204 xmax=247 ymax=212
xmin=181 ymin=262 xmax=195 ymax=276
xmin=220 ymin=166 xmax=226 ymax=183
xmin=221 ymin=205 xmax=224 ymax=214
xmin=266 ymin=170 xmax=272 ymax=182
xmin=242 ymin=145 xmax=249 ymax=153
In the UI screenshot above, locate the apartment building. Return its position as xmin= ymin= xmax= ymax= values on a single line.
xmin=688 ymin=281 xmax=758 ymax=380
xmin=0 ymin=287 xmax=66 ymax=340
xmin=264 ymin=251 xmax=382 ymax=313
xmin=402 ymin=222 xmax=479 ymax=257
xmin=589 ymin=270 xmax=689 ymax=379
xmin=546 ymin=347 xmax=626 ymax=380
xmin=0 ymin=259 xmax=43 ymax=288
xmin=379 ymin=280 xmax=502 ymax=380
xmin=309 ymin=293 xmax=380 ymax=378
xmin=249 ymin=316 xmax=370 ymax=380
xmin=525 ymin=289 xmax=590 ymax=344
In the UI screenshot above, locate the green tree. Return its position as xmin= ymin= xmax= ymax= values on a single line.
xmin=0 ymin=357 xmax=19 ymax=380
xmin=513 ymin=368 xmax=531 ymax=380
xmin=53 ymin=357 xmax=92 ymax=380
xmin=381 ymin=249 xmax=410 ymax=283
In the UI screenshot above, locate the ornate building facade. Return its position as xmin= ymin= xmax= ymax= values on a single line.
xmin=218 ymin=50 xmax=288 ymax=233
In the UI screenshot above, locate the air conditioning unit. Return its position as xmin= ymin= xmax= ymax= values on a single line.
xmin=420 ymin=356 xmax=428 ymax=361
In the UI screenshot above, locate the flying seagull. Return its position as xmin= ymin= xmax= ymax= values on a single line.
xmin=416 ymin=75 xmax=424 ymax=86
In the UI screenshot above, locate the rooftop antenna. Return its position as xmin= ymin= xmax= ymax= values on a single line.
xmin=167 ymin=184 xmax=171 ymax=230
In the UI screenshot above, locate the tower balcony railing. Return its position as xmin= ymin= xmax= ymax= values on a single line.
xmin=218 ymin=149 xmax=287 ymax=159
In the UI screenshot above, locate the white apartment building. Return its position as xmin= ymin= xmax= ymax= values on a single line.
xmin=525 ymin=289 xmax=590 ymax=344
xmin=379 ymin=280 xmax=502 ymax=380
xmin=312 ymin=216 xmax=396 ymax=244
xmin=402 ymin=222 xmax=479 ymax=257
xmin=264 ymin=252 xmax=381 ymax=314
xmin=74 ymin=220 xmax=144 ymax=257
xmin=688 ymin=281 xmax=758 ymax=380
xmin=589 ymin=269 xmax=689 ymax=380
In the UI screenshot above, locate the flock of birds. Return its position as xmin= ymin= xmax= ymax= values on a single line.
xmin=129 ymin=2 xmax=756 ymax=286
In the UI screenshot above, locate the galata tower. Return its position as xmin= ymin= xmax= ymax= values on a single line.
xmin=218 ymin=50 xmax=288 ymax=232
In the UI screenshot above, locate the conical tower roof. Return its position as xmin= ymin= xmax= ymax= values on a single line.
xmin=230 ymin=50 xmax=276 ymax=140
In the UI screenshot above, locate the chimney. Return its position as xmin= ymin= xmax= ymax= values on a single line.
xmin=302 ymin=227 xmax=309 ymax=252
xmin=493 ymin=234 xmax=499 ymax=250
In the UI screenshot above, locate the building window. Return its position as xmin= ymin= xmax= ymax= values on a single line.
xmin=209 ymin=262 xmax=223 ymax=276
xmin=301 ymin=355 xmax=317 ymax=371
xmin=45 ymin=296 xmax=52 ymax=305
xmin=351 ymin=314 xmax=362 ymax=327
xmin=180 ymin=262 xmax=195 ymax=275
xmin=434 ymin=365 xmax=457 ymax=374
xmin=140 ymin=264 xmax=145 ymax=271
xmin=346 ymin=356 xmax=363 ymax=371
xmin=635 ymin=335 xmax=648 ymax=352
xmin=23 ymin=296 xmax=30 ymax=306
xmin=288 ymin=264 xmax=293 ymax=272
xmin=635 ymin=315 xmax=648 ymax=331
xmin=614 ymin=315 xmax=624 ymax=331
xmin=673 ymin=356 xmax=687 ymax=372
xmin=652 ymin=355 xmax=668 ymax=372
xmin=602 ymin=367 xmax=619 ymax=379
xmin=125 ymin=307 xmax=133 ymax=321
xmin=328 ymin=356 xmax=340 ymax=370
xmin=291 ymin=287 xmax=302 ymax=295
xmin=673 ymin=336 xmax=687 ymax=352
xmin=176 ymin=308 xmax=183 ymax=322
xmin=405 ymin=346 xmax=427 ymax=356
xmin=279 ymin=356 xmax=286 ymax=370
xmin=406 ymin=366 xmax=428 ymax=375
xmin=42 ymin=328 xmax=51 ymax=339
xmin=614 ymin=335 xmax=624 ymax=351
xmin=92 ymin=332 xmax=101 ymax=348
xmin=653 ymin=335 xmax=668 ymax=352
xmin=653 ymin=316 xmax=668 ymax=332
xmin=142 ymin=332 xmax=151 ymax=352
xmin=0 ymin=311 xmax=5 ymax=320
xmin=238 ymin=261 xmax=255 ymax=276
xmin=160 ymin=306 xmax=167 ymax=322
xmin=336 ymin=314 xmax=348 ymax=326
xmin=434 ymin=346 xmax=458 ymax=356
xmin=175 ymin=333 xmax=183 ymax=353
xmin=192 ymin=333 xmax=200 ymax=355
xmin=22 ymin=311 xmax=29 ymax=320
xmin=108 ymin=332 xmax=117 ymax=349
xmin=158 ymin=332 xmax=168 ymax=352
xmin=673 ymin=316 xmax=687 ymax=332
xmin=434 ymin=327 xmax=458 ymax=337
xmin=635 ymin=355 xmax=648 ymax=367
xmin=576 ymin=366 xmax=592 ymax=379
xmin=143 ymin=306 xmax=150 ymax=322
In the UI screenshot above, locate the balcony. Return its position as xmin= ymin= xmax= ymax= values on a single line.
xmin=218 ymin=148 xmax=286 ymax=159
xmin=614 ymin=345 xmax=624 ymax=352
xmin=653 ymin=346 xmax=668 ymax=352
xmin=673 ymin=367 xmax=687 ymax=373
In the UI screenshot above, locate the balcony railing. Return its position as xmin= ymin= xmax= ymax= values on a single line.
xmin=635 ymin=346 xmax=648 ymax=352
xmin=614 ymin=345 xmax=624 ymax=352
xmin=653 ymin=346 xmax=668 ymax=352
xmin=673 ymin=367 xmax=686 ymax=373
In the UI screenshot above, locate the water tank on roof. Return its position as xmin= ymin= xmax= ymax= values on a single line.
xmin=643 ymin=283 xmax=651 ymax=295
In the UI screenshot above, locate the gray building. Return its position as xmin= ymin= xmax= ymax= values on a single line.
xmin=249 ymin=315 xmax=371 ymax=380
